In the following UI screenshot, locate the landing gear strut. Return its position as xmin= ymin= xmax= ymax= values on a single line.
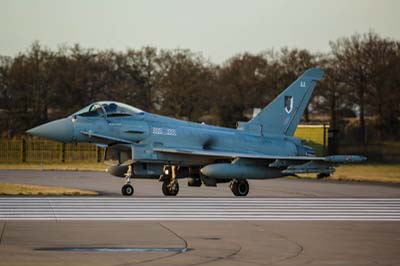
xmin=230 ymin=179 xmax=249 ymax=196
xmin=161 ymin=165 xmax=180 ymax=196
xmin=121 ymin=165 xmax=134 ymax=196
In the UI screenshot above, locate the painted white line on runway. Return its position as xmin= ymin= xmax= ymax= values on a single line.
xmin=1 ymin=197 xmax=399 ymax=221
xmin=2 ymin=197 xmax=400 ymax=202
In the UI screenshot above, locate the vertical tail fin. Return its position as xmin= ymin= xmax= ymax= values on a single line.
xmin=242 ymin=68 xmax=323 ymax=136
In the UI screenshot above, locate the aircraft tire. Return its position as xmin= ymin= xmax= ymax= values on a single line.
xmin=162 ymin=181 xmax=170 ymax=195
xmin=121 ymin=184 xmax=134 ymax=196
xmin=162 ymin=181 xmax=179 ymax=196
xmin=188 ymin=177 xmax=202 ymax=187
xmin=230 ymin=179 xmax=249 ymax=197
xmin=317 ymin=173 xmax=330 ymax=179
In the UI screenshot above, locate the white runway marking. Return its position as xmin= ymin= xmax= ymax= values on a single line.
xmin=1 ymin=197 xmax=400 ymax=221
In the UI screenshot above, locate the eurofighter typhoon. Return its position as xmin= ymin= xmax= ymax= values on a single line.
xmin=27 ymin=68 xmax=366 ymax=196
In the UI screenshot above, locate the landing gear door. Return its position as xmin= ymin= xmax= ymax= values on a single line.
xmin=104 ymin=144 xmax=132 ymax=165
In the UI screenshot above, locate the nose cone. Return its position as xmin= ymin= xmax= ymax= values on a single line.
xmin=26 ymin=118 xmax=75 ymax=143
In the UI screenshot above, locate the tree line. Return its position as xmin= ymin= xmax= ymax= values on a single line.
xmin=0 ymin=32 xmax=399 ymax=146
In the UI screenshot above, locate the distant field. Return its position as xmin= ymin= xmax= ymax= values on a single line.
xmin=298 ymin=164 xmax=400 ymax=184
xmin=0 ymin=182 xmax=98 ymax=196
xmin=331 ymin=164 xmax=400 ymax=183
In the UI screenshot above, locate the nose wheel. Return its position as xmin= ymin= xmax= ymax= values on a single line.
xmin=121 ymin=184 xmax=134 ymax=196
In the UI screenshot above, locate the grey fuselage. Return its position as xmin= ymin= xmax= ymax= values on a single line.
xmin=74 ymin=112 xmax=305 ymax=166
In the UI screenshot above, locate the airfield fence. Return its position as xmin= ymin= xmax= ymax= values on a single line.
xmin=0 ymin=140 xmax=103 ymax=163
xmin=0 ymin=125 xmax=328 ymax=163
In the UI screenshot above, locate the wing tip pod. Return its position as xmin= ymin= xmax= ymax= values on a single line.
xmin=325 ymin=155 xmax=367 ymax=163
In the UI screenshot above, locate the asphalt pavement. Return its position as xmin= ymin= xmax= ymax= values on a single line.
xmin=0 ymin=170 xmax=399 ymax=265
xmin=1 ymin=169 xmax=400 ymax=197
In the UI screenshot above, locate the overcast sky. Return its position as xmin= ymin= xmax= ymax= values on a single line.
xmin=0 ymin=0 xmax=399 ymax=63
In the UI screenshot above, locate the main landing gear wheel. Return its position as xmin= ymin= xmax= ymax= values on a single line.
xmin=162 ymin=181 xmax=179 ymax=196
xmin=317 ymin=173 xmax=330 ymax=179
xmin=188 ymin=177 xmax=202 ymax=187
xmin=121 ymin=184 xmax=134 ymax=196
xmin=230 ymin=179 xmax=249 ymax=197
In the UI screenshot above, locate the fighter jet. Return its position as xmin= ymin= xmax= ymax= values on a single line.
xmin=27 ymin=68 xmax=366 ymax=196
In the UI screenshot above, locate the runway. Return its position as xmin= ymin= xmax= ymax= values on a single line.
xmin=1 ymin=169 xmax=400 ymax=197
xmin=1 ymin=197 xmax=400 ymax=221
xmin=1 ymin=171 xmax=400 ymax=265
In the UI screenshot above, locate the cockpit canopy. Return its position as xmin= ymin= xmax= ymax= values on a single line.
xmin=73 ymin=101 xmax=144 ymax=118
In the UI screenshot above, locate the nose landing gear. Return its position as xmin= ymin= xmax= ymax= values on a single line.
xmin=121 ymin=165 xmax=134 ymax=196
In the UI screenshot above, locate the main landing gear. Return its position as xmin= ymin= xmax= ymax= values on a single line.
xmin=230 ymin=179 xmax=249 ymax=196
xmin=160 ymin=165 xmax=180 ymax=196
xmin=121 ymin=165 xmax=134 ymax=196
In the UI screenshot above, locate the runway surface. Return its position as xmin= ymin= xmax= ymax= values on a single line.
xmin=1 ymin=169 xmax=400 ymax=197
xmin=1 ymin=170 xmax=400 ymax=265
xmin=1 ymin=197 xmax=400 ymax=221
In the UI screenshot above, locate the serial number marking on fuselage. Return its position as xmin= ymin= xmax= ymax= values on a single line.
xmin=152 ymin=127 xmax=177 ymax=136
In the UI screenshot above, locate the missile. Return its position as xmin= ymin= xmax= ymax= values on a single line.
xmin=324 ymin=155 xmax=367 ymax=163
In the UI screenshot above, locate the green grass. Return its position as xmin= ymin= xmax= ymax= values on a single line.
xmin=297 ymin=164 xmax=400 ymax=184
xmin=0 ymin=162 xmax=106 ymax=171
xmin=0 ymin=182 xmax=98 ymax=196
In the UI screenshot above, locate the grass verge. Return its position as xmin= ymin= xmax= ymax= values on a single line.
xmin=0 ymin=182 xmax=98 ymax=196
xmin=297 ymin=164 xmax=400 ymax=184
xmin=0 ymin=163 xmax=105 ymax=171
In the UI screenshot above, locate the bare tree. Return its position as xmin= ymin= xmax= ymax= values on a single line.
xmin=331 ymin=34 xmax=370 ymax=144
